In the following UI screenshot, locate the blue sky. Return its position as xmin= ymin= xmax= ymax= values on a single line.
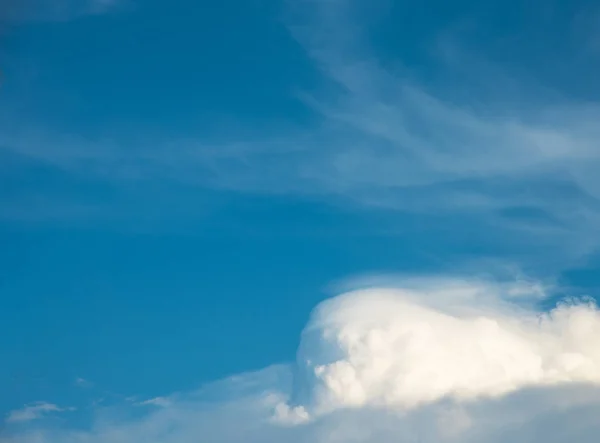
xmin=3 ymin=0 xmax=600 ymax=441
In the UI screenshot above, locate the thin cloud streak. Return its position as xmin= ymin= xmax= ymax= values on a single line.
xmin=6 ymin=402 xmax=74 ymax=423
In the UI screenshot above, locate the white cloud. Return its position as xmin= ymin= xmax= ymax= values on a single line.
xmin=6 ymin=402 xmax=73 ymax=423
xmin=283 ymin=278 xmax=600 ymax=420
xmin=136 ymin=397 xmax=172 ymax=408
xmin=7 ymin=276 xmax=600 ymax=442
xmin=74 ymin=377 xmax=93 ymax=388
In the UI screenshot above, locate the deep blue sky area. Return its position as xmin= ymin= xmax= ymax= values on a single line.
xmin=2 ymin=0 xmax=600 ymax=429
xmin=5 ymin=0 xmax=319 ymax=133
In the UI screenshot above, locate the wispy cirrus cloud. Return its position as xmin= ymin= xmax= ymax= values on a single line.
xmin=135 ymin=397 xmax=172 ymax=408
xmin=3 ymin=0 xmax=600 ymax=265
xmin=5 ymin=402 xmax=74 ymax=423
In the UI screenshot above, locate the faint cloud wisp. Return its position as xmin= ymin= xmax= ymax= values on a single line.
xmin=6 ymin=402 xmax=74 ymax=423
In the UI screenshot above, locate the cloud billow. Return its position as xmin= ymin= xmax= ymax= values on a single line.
xmin=280 ymin=278 xmax=600 ymax=422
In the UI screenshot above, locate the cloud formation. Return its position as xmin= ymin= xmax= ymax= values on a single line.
xmin=282 ymin=278 xmax=600 ymax=421
xmin=6 ymin=276 xmax=600 ymax=442
xmin=6 ymin=402 xmax=72 ymax=423
xmin=136 ymin=397 xmax=172 ymax=408
xmin=3 ymin=0 xmax=600 ymax=268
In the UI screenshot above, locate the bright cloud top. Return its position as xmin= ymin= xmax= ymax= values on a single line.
xmin=280 ymin=278 xmax=600 ymax=421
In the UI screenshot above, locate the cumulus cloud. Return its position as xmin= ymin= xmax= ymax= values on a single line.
xmin=283 ymin=278 xmax=600 ymax=420
xmin=6 ymin=276 xmax=600 ymax=442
